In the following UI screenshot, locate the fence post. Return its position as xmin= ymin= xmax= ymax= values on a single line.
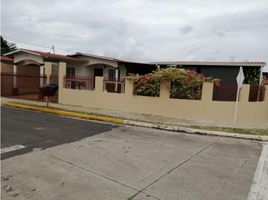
xmin=13 ymin=64 xmax=17 ymax=89
xmin=160 ymin=82 xmax=170 ymax=99
xmin=58 ymin=62 xmax=66 ymax=103
xmin=95 ymin=76 xmax=104 ymax=93
xmin=201 ymin=82 xmax=213 ymax=101
xmin=240 ymin=84 xmax=250 ymax=102
xmin=264 ymin=85 xmax=268 ymax=102
xmin=44 ymin=62 xmax=52 ymax=83
xmin=125 ymin=79 xmax=133 ymax=96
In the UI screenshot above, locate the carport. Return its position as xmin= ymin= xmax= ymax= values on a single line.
xmin=2 ymin=49 xmax=84 ymax=102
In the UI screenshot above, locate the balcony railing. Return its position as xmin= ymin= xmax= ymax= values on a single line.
xmin=64 ymin=76 xmax=94 ymax=90
xmin=103 ymin=78 xmax=125 ymax=93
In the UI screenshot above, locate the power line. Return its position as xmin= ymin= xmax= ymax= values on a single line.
xmin=2 ymin=34 xmax=52 ymax=49
xmin=2 ymin=34 xmax=80 ymax=54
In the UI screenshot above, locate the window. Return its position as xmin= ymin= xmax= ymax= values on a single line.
xmin=52 ymin=63 xmax=59 ymax=75
xmin=66 ymin=67 xmax=75 ymax=78
xmin=118 ymin=69 xmax=121 ymax=80
xmin=197 ymin=67 xmax=202 ymax=74
xmin=108 ymin=69 xmax=116 ymax=81
xmin=108 ymin=69 xmax=120 ymax=81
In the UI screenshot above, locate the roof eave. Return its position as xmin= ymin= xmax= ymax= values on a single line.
xmin=4 ymin=49 xmax=41 ymax=57
xmin=151 ymin=62 xmax=266 ymax=67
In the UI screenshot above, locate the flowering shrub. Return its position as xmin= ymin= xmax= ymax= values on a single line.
xmin=128 ymin=73 xmax=160 ymax=97
xmin=127 ymin=67 xmax=217 ymax=99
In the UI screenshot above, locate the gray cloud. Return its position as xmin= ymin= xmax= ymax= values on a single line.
xmin=1 ymin=0 xmax=268 ymax=70
xmin=178 ymin=25 xmax=194 ymax=35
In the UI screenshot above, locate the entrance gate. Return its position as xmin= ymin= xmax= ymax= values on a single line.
xmin=1 ymin=73 xmax=48 ymax=101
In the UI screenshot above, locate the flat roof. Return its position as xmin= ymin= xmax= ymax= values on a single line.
xmin=70 ymin=52 xmax=117 ymax=61
xmin=70 ymin=52 xmax=154 ymax=65
xmin=151 ymin=61 xmax=266 ymax=67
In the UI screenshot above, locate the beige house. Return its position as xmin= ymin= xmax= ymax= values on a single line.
xmin=1 ymin=49 xmax=268 ymax=126
xmin=2 ymin=49 xmax=155 ymax=97
xmin=0 ymin=56 xmax=13 ymax=73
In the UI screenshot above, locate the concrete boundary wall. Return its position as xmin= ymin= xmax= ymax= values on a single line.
xmin=58 ymin=62 xmax=268 ymax=126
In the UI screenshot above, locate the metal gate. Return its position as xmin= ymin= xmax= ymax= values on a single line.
xmin=1 ymin=73 xmax=48 ymax=101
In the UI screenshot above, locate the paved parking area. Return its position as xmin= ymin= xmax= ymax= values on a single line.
xmin=1 ymin=107 xmax=263 ymax=200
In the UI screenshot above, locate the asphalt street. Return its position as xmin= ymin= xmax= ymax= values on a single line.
xmin=1 ymin=106 xmax=265 ymax=200
xmin=1 ymin=106 xmax=117 ymax=159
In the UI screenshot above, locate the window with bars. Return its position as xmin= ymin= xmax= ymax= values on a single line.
xmin=108 ymin=69 xmax=116 ymax=81
xmin=108 ymin=69 xmax=120 ymax=81
xmin=52 ymin=63 xmax=59 ymax=75
xmin=66 ymin=67 xmax=75 ymax=78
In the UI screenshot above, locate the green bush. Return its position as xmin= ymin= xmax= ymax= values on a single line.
xmin=127 ymin=67 xmax=216 ymax=99
xmin=128 ymin=73 xmax=160 ymax=97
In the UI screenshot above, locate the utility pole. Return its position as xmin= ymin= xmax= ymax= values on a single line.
xmin=52 ymin=45 xmax=55 ymax=54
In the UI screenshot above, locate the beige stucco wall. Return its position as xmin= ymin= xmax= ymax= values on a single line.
xmin=58 ymin=63 xmax=268 ymax=127
xmin=14 ymin=52 xmax=44 ymax=64
xmin=74 ymin=55 xmax=118 ymax=68
xmin=0 ymin=62 xmax=13 ymax=73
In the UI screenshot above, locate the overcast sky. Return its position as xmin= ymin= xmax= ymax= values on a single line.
xmin=1 ymin=0 xmax=268 ymax=70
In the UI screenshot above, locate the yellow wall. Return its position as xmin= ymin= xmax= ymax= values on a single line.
xmin=57 ymin=62 xmax=268 ymax=127
xmin=0 ymin=62 xmax=13 ymax=73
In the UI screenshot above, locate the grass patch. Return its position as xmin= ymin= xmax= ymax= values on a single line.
xmin=189 ymin=125 xmax=268 ymax=136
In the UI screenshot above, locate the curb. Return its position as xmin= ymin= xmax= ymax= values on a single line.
xmin=3 ymin=101 xmax=268 ymax=141
xmin=124 ymin=120 xmax=268 ymax=141
xmin=3 ymin=102 xmax=124 ymax=124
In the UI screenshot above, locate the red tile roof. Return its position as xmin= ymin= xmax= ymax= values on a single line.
xmin=22 ymin=49 xmax=84 ymax=62
xmin=0 ymin=56 xmax=13 ymax=63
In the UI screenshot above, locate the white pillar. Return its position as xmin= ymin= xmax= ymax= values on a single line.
xmin=13 ymin=64 xmax=17 ymax=88
xmin=115 ymin=68 xmax=119 ymax=91
xmin=40 ymin=65 xmax=45 ymax=87
xmin=259 ymin=66 xmax=264 ymax=85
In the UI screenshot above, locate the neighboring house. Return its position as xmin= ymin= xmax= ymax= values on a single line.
xmin=152 ymin=61 xmax=266 ymax=84
xmin=0 ymin=56 xmax=13 ymax=73
xmin=263 ymin=70 xmax=268 ymax=85
xmin=4 ymin=49 xmax=83 ymax=77
xmin=1 ymin=56 xmax=14 ymax=95
xmin=3 ymin=49 xmax=84 ymax=97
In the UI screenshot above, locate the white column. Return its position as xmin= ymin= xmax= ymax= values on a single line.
xmin=259 ymin=66 xmax=264 ymax=85
xmin=13 ymin=65 xmax=17 ymax=88
xmin=115 ymin=68 xmax=119 ymax=91
xmin=40 ymin=65 xmax=45 ymax=87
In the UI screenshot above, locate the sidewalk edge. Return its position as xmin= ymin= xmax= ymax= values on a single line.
xmin=3 ymin=101 xmax=267 ymax=141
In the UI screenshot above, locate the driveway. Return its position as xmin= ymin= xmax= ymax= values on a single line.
xmin=1 ymin=107 xmax=262 ymax=200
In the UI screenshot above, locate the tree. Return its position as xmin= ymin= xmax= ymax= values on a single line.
xmin=1 ymin=36 xmax=17 ymax=55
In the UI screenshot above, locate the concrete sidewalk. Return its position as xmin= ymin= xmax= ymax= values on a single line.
xmin=1 ymin=124 xmax=262 ymax=200
xmin=2 ymin=97 xmax=268 ymax=141
xmin=1 ymin=97 xmax=268 ymax=129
